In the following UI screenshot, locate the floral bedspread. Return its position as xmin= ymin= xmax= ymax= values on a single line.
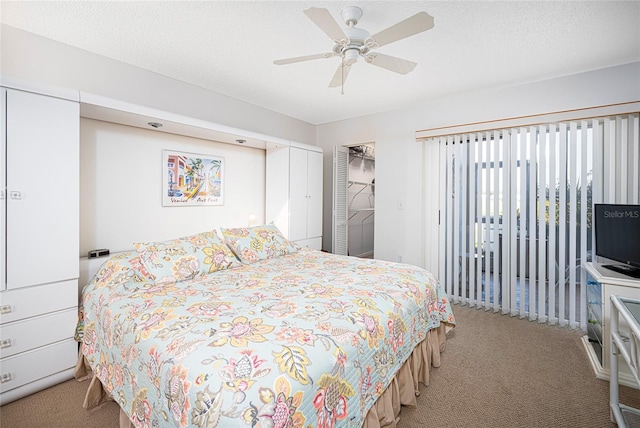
xmin=78 ymin=248 xmax=455 ymax=428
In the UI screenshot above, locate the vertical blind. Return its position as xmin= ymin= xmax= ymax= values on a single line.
xmin=431 ymin=113 xmax=639 ymax=329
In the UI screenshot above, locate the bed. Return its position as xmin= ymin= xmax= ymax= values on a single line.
xmin=75 ymin=224 xmax=455 ymax=427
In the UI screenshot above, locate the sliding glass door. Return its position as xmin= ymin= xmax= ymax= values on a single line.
xmin=434 ymin=113 xmax=638 ymax=329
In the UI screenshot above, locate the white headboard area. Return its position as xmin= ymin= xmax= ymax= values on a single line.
xmin=79 ymin=119 xmax=267 ymax=257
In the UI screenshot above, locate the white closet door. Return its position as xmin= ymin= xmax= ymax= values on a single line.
xmin=265 ymin=146 xmax=290 ymax=237
xmin=332 ymin=146 xmax=348 ymax=255
xmin=288 ymin=147 xmax=308 ymax=242
xmin=5 ymin=89 xmax=79 ymax=289
xmin=0 ymin=89 xmax=6 ymax=290
xmin=306 ymin=150 xmax=323 ymax=239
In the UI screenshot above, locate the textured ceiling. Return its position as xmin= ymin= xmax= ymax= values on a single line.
xmin=1 ymin=1 xmax=639 ymax=125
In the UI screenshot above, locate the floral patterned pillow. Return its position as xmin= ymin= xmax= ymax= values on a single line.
xmin=134 ymin=230 xmax=238 ymax=284
xmin=221 ymin=223 xmax=299 ymax=264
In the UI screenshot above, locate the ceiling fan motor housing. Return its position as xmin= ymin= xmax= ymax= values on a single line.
xmin=340 ymin=26 xmax=371 ymax=64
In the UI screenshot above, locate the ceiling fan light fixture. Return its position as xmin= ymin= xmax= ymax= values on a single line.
xmin=344 ymin=48 xmax=359 ymax=65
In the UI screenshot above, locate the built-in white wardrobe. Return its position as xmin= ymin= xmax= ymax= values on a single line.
xmin=266 ymin=142 xmax=323 ymax=250
xmin=0 ymin=75 xmax=323 ymax=406
xmin=0 ymin=83 xmax=79 ymax=405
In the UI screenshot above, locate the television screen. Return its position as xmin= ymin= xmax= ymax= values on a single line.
xmin=594 ymin=204 xmax=640 ymax=277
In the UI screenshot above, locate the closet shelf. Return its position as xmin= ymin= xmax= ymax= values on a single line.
xmin=349 ymin=208 xmax=375 ymax=221
xmin=348 ymin=153 xmax=375 ymax=162
xmin=348 ymin=180 xmax=373 ymax=187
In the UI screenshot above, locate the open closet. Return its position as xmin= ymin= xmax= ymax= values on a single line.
xmin=332 ymin=143 xmax=375 ymax=258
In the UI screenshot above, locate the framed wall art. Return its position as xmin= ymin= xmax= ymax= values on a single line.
xmin=163 ymin=150 xmax=224 ymax=206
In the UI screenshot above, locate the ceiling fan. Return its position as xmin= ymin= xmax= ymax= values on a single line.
xmin=274 ymin=6 xmax=434 ymax=91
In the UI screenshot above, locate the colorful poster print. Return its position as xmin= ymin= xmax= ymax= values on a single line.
xmin=163 ymin=150 xmax=224 ymax=206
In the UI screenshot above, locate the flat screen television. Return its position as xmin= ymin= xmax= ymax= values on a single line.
xmin=594 ymin=203 xmax=640 ymax=278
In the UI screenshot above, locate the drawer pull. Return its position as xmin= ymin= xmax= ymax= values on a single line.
xmin=0 ymin=305 xmax=11 ymax=315
xmin=0 ymin=339 xmax=11 ymax=349
xmin=1 ymin=373 xmax=12 ymax=384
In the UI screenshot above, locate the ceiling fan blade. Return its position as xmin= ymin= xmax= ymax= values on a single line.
xmin=365 ymin=53 xmax=417 ymax=74
xmin=329 ymin=64 xmax=352 ymax=88
xmin=274 ymin=52 xmax=335 ymax=65
xmin=303 ymin=7 xmax=347 ymax=42
xmin=369 ymin=12 xmax=434 ymax=48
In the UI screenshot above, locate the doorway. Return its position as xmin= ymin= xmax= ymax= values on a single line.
xmin=347 ymin=144 xmax=375 ymax=258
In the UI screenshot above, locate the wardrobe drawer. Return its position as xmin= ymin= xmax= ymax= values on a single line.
xmin=0 ymin=338 xmax=77 ymax=393
xmin=0 ymin=279 xmax=77 ymax=325
xmin=0 ymin=309 xmax=77 ymax=358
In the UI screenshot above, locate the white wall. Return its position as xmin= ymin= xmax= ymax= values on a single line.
xmin=0 ymin=24 xmax=316 ymax=145
xmin=3 ymin=25 xmax=638 ymax=271
xmin=0 ymin=25 xmax=316 ymax=257
xmin=80 ymin=119 xmax=265 ymax=254
xmin=316 ymin=62 xmax=640 ymax=273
